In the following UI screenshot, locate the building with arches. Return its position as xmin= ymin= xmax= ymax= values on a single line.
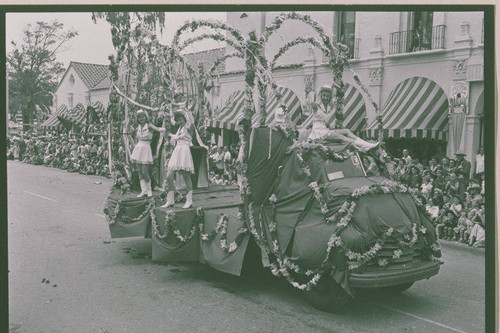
xmin=212 ymin=10 xmax=484 ymax=173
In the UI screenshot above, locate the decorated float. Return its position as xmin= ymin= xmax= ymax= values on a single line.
xmin=101 ymin=12 xmax=442 ymax=312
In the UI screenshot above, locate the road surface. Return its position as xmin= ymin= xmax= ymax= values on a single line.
xmin=7 ymin=161 xmax=485 ymax=333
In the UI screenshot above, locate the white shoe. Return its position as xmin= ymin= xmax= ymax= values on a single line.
xmin=161 ymin=191 xmax=175 ymax=208
xmin=146 ymin=181 xmax=153 ymax=197
xmin=182 ymin=191 xmax=193 ymax=209
xmin=137 ymin=180 xmax=147 ymax=198
xmin=354 ymin=138 xmax=379 ymax=152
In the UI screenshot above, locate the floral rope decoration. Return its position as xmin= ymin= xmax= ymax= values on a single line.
xmin=350 ymin=68 xmax=384 ymax=142
xmin=150 ymin=207 xmax=204 ymax=243
xmin=104 ymin=197 xmax=155 ymax=226
xmin=269 ymin=37 xmax=329 ymax=70
xmin=199 ymin=213 xmax=249 ymax=253
xmin=173 ymin=19 xmax=245 ymax=48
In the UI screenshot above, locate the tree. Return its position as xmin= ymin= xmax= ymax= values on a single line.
xmin=7 ymin=21 xmax=78 ymax=131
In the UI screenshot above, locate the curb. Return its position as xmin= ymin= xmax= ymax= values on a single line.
xmin=439 ymin=239 xmax=485 ymax=256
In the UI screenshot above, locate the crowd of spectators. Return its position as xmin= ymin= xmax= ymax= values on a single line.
xmin=383 ymin=148 xmax=485 ymax=247
xmin=7 ymin=132 xmax=111 ymax=177
xmin=208 ymin=144 xmax=239 ymax=186
xmin=7 ymin=129 xmax=486 ymax=248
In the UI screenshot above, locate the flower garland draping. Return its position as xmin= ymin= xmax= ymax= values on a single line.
xmin=199 ymin=213 xmax=249 ymax=253
xmin=150 ymin=207 xmax=204 ymax=243
xmin=235 ymin=136 xmax=436 ymax=291
xmin=104 ymin=197 xmax=156 ymax=226
xmin=350 ymin=70 xmax=384 ymax=142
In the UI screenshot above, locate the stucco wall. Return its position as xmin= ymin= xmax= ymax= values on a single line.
xmin=55 ymin=67 xmax=88 ymax=110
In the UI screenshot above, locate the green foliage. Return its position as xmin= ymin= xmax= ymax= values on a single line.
xmin=7 ymin=20 xmax=78 ymax=130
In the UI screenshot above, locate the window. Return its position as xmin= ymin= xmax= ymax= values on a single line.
xmin=408 ymin=11 xmax=433 ymax=51
xmin=336 ymin=12 xmax=356 ymax=59
xmin=69 ymin=74 xmax=75 ymax=86
xmin=68 ymin=93 xmax=73 ymax=109
xmin=389 ymin=11 xmax=445 ymax=54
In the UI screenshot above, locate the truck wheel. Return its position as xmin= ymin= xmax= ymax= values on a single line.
xmin=303 ymin=276 xmax=351 ymax=313
xmin=381 ymin=282 xmax=414 ymax=293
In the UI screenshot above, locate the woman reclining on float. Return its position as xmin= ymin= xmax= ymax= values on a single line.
xmin=301 ymin=84 xmax=379 ymax=152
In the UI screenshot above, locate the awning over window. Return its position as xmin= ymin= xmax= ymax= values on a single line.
xmin=207 ymin=90 xmax=246 ymax=130
xmin=206 ymin=87 xmax=302 ymax=130
xmin=300 ymin=83 xmax=367 ymax=132
xmin=40 ymin=105 xmax=68 ymax=129
xmin=61 ymin=102 xmax=87 ymax=126
xmin=364 ymin=77 xmax=449 ymax=140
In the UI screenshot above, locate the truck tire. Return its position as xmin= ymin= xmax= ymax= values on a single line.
xmin=381 ymin=282 xmax=414 ymax=293
xmin=303 ymin=275 xmax=351 ymax=313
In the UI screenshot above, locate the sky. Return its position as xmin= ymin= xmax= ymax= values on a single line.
xmin=6 ymin=11 xmax=227 ymax=68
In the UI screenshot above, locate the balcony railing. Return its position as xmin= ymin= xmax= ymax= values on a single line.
xmin=389 ymin=25 xmax=446 ymax=55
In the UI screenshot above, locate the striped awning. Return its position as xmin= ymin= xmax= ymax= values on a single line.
xmin=364 ymin=77 xmax=449 ymax=140
xmin=61 ymin=103 xmax=87 ymax=126
xmin=206 ymin=87 xmax=303 ymax=130
xmin=40 ymin=105 xmax=69 ymax=129
xmin=300 ymin=83 xmax=367 ymax=132
xmin=91 ymin=100 xmax=105 ymax=114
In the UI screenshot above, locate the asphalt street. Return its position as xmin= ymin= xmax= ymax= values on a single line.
xmin=7 ymin=160 xmax=485 ymax=333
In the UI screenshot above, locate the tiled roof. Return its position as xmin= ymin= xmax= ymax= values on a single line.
xmin=183 ymin=48 xmax=226 ymax=76
xmin=70 ymin=61 xmax=111 ymax=89
xmin=90 ymin=75 xmax=111 ymax=91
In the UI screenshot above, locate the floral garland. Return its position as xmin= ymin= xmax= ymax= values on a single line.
xmin=207 ymin=52 xmax=244 ymax=79
xmin=178 ymin=33 xmax=244 ymax=54
xmin=104 ymin=197 xmax=155 ymax=226
xmin=173 ymin=19 xmax=245 ymax=48
xmin=350 ymin=69 xmax=384 ymax=142
xmin=150 ymin=207 xmax=204 ymax=243
xmin=269 ymin=37 xmax=329 ymax=70
xmin=119 ymin=198 xmax=156 ymax=224
xmin=199 ymin=213 xmax=249 ymax=253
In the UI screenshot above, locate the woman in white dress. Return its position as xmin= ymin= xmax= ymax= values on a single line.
xmin=130 ymin=109 xmax=165 ymax=197
xmin=161 ymin=111 xmax=195 ymax=209
xmin=306 ymin=85 xmax=379 ymax=151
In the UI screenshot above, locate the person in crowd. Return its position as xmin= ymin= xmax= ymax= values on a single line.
xmin=475 ymin=146 xmax=484 ymax=179
xmin=407 ymin=165 xmax=422 ymax=188
xmin=421 ymin=174 xmax=434 ymax=201
xmin=305 ymin=85 xmax=379 ymax=151
xmin=401 ymin=149 xmax=412 ymax=164
xmin=468 ymin=204 xmax=485 ymax=247
xmin=440 ymin=157 xmax=450 ymax=172
xmin=162 ymin=111 xmax=195 ymax=209
xmin=455 ymin=150 xmax=471 ymax=181
xmin=445 ymin=173 xmax=459 ymax=198
xmin=454 ymin=210 xmax=469 ymax=242
xmin=428 ymin=158 xmax=440 ymax=177
xmin=130 ymin=109 xmax=165 ymax=198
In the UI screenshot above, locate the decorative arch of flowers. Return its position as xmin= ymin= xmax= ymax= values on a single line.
xmin=168 ymin=13 xmax=397 ymax=293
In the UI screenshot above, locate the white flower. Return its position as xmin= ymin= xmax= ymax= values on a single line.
xmin=308 ymin=181 xmax=318 ymax=189
xmin=378 ymin=259 xmax=388 ymax=267
xmin=420 ymin=226 xmax=427 ymax=234
xmin=228 ymin=242 xmax=238 ymax=253
xmin=201 ymin=234 xmax=208 ymax=241
xmin=305 ymin=270 xmax=314 ymax=276
xmin=269 ymin=222 xmax=276 ymax=232
xmin=269 ymin=194 xmax=277 ymax=203
xmin=392 ymin=249 xmax=403 ymax=259
xmin=220 ymin=239 xmax=227 ymax=249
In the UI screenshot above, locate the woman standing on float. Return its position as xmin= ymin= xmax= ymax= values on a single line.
xmin=307 ymin=84 xmax=379 ymax=151
xmin=161 ymin=105 xmax=195 ymax=209
xmin=130 ymin=109 xmax=165 ymax=197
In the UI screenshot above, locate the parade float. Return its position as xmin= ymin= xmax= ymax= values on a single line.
xmin=101 ymin=12 xmax=442 ymax=312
